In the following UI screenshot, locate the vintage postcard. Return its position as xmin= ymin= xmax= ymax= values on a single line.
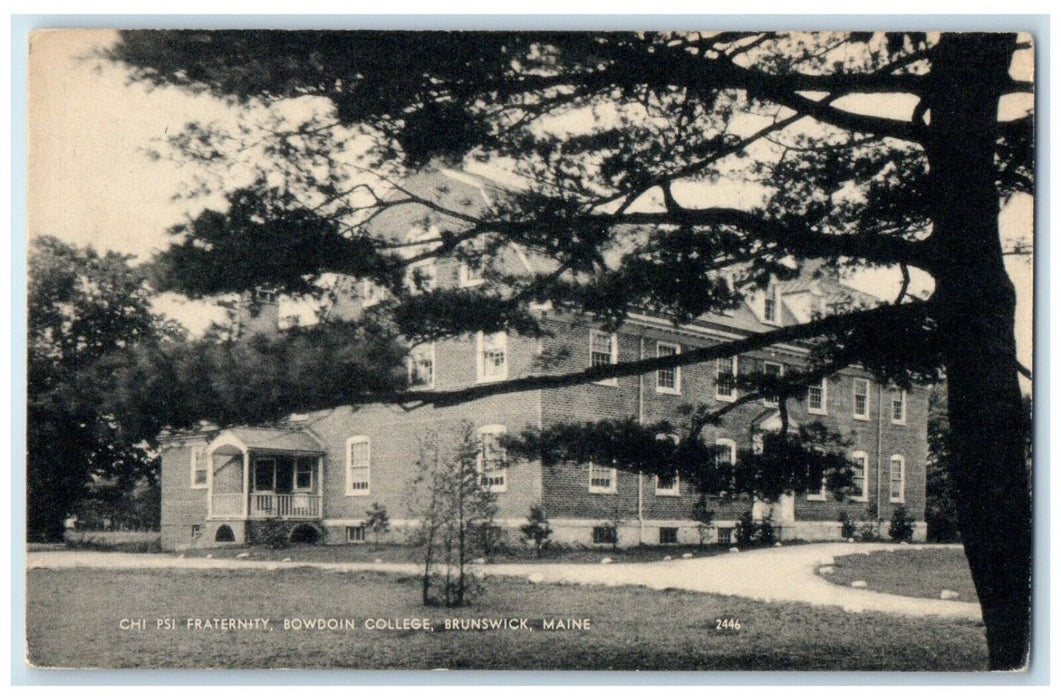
xmin=23 ymin=27 xmax=1035 ymax=673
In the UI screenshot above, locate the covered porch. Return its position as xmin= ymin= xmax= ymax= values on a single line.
xmin=205 ymin=427 xmax=325 ymax=520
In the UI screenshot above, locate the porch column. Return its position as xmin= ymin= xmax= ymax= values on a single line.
xmin=206 ymin=450 xmax=214 ymax=520
xmin=317 ymin=455 xmax=324 ymax=518
xmin=242 ymin=451 xmax=250 ymax=519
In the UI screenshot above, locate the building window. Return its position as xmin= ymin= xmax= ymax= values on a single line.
xmin=477 ymin=331 xmax=508 ymax=382
xmin=891 ymin=389 xmax=907 ymax=425
xmin=254 ymin=458 xmax=276 ymax=492
xmin=762 ymin=361 xmax=784 ymax=407
xmin=592 ymin=525 xmax=618 ymax=545
xmin=477 ymin=425 xmax=508 ymax=493
xmin=806 ymin=475 xmax=827 ymax=501
xmin=459 ymin=261 xmax=484 ymax=287
xmin=346 ymin=525 xmax=366 ymax=543
xmin=659 ymin=527 xmax=679 ymax=545
xmin=407 ymin=343 xmax=435 ymax=388
xmin=590 ymin=330 xmax=618 ymax=386
xmin=715 ymin=438 xmax=737 ymax=468
xmin=656 ymin=342 xmax=681 ymax=394
xmin=715 ymin=356 xmax=738 ymax=401
xmin=853 ymin=378 xmax=871 ymax=420
xmin=190 ymin=524 xmax=202 ymax=539
xmin=190 ymin=446 xmax=207 ymax=489
xmin=717 ymin=527 xmax=734 ymax=545
xmin=406 ymin=260 xmax=437 ymax=292
xmin=345 ymin=436 xmax=371 ymax=495
xmin=295 ymin=457 xmax=315 ymax=491
xmin=889 ymin=455 xmax=905 ymax=503
xmin=807 ymin=377 xmax=828 ymax=415
xmin=254 ymin=288 xmax=277 ymax=304
xmin=655 ymin=471 xmax=680 ymax=496
xmin=361 ymin=279 xmax=384 ymax=308
xmin=763 ymin=287 xmax=780 ymax=324
xmin=851 ymin=451 xmax=869 ymax=502
xmin=588 ymin=462 xmax=617 ymax=494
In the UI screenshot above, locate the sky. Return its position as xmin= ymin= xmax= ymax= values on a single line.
xmin=26 ymin=28 xmax=1034 ymax=376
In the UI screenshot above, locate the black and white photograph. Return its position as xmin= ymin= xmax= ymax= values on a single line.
xmin=22 ymin=25 xmax=1036 ymax=673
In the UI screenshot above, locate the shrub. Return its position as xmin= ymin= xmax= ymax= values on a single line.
xmin=839 ymin=511 xmax=858 ymax=539
xmin=258 ymin=518 xmax=289 ymax=549
xmin=365 ymin=502 xmax=391 ymax=545
xmin=520 ymin=504 xmax=553 ymax=557
xmin=735 ymin=511 xmax=756 ymax=548
xmin=691 ymin=497 xmax=716 ymax=548
xmin=888 ymin=505 xmax=915 ymax=542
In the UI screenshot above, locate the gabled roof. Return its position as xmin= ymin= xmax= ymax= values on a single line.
xmin=207 ymin=427 xmax=324 ymax=455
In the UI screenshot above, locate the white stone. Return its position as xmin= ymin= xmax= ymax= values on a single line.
xmin=374 ymin=558 xmax=382 ymax=564
xmin=847 ymin=538 xmax=855 ymax=543
xmin=681 ymin=553 xmax=694 ymax=559
xmin=774 ymin=542 xmax=782 ymax=547
xmin=473 ymin=557 xmax=486 ymax=564
xmin=600 ymin=557 xmax=613 ymax=564
xmin=282 ymin=557 xmax=292 ymax=562
xmin=729 ymin=547 xmax=740 ymax=553
xmin=235 ymin=552 xmax=250 ymax=559
xmin=205 ymin=554 xmax=212 ymax=559
xmin=819 ymin=566 xmax=834 ymax=574
xmin=663 ymin=556 xmax=672 ymax=561
xmin=850 ymin=580 xmax=868 ymax=588
xmin=527 ymin=573 xmax=544 ymax=584
xmin=940 ymin=589 xmax=960 ymax=600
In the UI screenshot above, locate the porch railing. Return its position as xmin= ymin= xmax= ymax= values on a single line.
xmin=250 ymin=493 xmax=321 ymax=519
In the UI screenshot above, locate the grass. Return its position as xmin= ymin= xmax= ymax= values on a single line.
xmin=26 ymin=567 xmax=988 ymax=670
xmin=175 ymin=541 xmax=759 ymax=565
xmin=820 ymin=548 xmax=979 ymax=602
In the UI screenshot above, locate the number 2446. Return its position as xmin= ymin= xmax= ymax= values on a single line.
xmin=715 ymin=618 xmax=741 ymax=631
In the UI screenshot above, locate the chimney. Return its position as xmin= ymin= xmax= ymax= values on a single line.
xmin=235 ymin=288 xmax=280 ymax=337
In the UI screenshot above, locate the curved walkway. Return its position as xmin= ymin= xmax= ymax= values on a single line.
xmin=26 ymin=542 xmax=981 ymax=620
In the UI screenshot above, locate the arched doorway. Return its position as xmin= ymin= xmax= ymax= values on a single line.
xmin=289 ymin=523 xmax=320 ymax=545
xmin=215 ymin=524 xmax=236 ymax=543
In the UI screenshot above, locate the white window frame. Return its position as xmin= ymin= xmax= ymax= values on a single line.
xmin=763 ymin=286 xmax=781 ymax=325
xmin=889 ymin=454 xmax=906 ymax=503
xmin=476 ymin=331 xmax=508 ymax=383
xmin=807 ymin=377 xmax=828 ymax=416
xmin=762 ymin=361 xmax=784 ymax=407
xmin=715 ymin=438 xmax=737 ymax=467
xmin=345 ymin=436 xmax=371 ymax=496
xmin=190 ymin=445 xmax=207 ymax=489
xmin=361 ymin=279 xmax=383 ymax=308
xmin=655 ymin=341 xmax=682 ymax=395
xmin=891 ymin=389 xmax=907 ymax=425
xmin=715 ymin=356 xmax=738 ymax=402
xmin=406 ymin=259 xmax=437 ymax=293
xmin=477 ymin=424 xmax=508 ymax=493
xmin=589 ymin=330 xmax=618 ymax=386
xmin=655 ymin=472 xmax=681 ymax=496
xmin=853 ymin=378 xmax=871 ymax=421
xmin=851 ymin=451 xmax=870 ymax=502
xmin=346 ymin=524 xmax=366 ymax=543
xmin=294 ymin=456 xmax=316 ymax=492
xmin=805 ymin=476 xmax=827 ymax=501
xmin=588 ymin=461 xmax=618 ymax=494
xmin=407 ymin=342 xmax=436 ymax=389
xmin=459 ymin=261 xmax=485 ymax=287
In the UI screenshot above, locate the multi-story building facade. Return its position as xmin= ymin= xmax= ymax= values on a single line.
xmin=158 ymin=170 xmax=928 ymax=551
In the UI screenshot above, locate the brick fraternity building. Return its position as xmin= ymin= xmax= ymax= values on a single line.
xmin=158 ymin=170 xmax=928 ymax=550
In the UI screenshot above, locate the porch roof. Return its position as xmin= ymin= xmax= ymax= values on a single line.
xmin=207 ymin=427 xmax=325 ymax=456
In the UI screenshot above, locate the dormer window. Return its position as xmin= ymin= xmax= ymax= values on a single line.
xmin=406 ymin=261 xmax=437 ymax=293
xmin=459 ymin=261 xmax=485 ymax=287
xmin=763 ymin=286 xmax=781 ymax=324
xmin=254 ymin=288 xmax=277 ymax=304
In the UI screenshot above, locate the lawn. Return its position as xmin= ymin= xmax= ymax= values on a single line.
xmin=27 ymin=567 xmax=988 ymax=670
xmin=820 ymin=548 xmax=979 ymax=602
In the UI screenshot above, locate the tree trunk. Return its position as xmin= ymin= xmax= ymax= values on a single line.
xmin=924 ymin=33 xmax=1032 ymax=670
